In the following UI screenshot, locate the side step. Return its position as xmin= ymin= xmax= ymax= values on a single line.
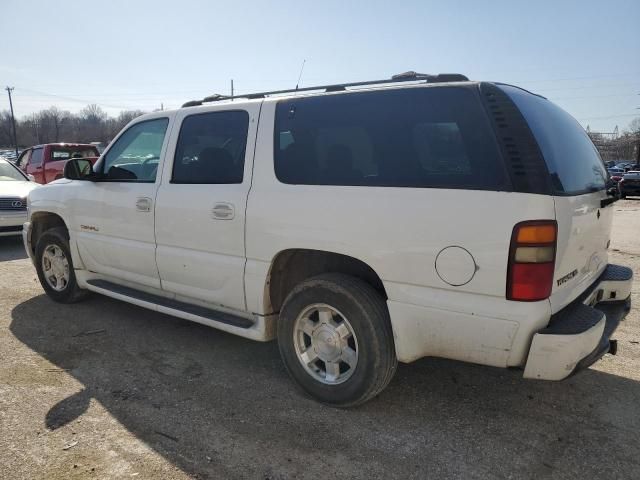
xmin=600 ymin=264 xmax=633 ymax=282
xmin=86 ymin=279 xmax=254 ymax=328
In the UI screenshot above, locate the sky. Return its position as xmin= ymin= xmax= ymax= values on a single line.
xmin=0 ymin=0 xmax=638 ymax=133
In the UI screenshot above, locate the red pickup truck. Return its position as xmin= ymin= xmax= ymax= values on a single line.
xmin=16 ymin=143 xmax=100 ymax=184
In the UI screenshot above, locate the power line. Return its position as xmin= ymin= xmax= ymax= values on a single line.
xmin=578 ymin=113 xmax=639 ymax=121
xmin=14 ymin=87 xmax=137 ymax=110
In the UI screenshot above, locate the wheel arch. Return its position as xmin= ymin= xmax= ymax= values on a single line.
xmin=30 ymin=211 xmax=68 ymax=254
xmin=264 ymin=248 xmax=387 ymax=315
xmin=28 ymin=211 xmax=86 ymax=270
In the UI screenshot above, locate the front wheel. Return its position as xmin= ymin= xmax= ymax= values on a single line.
xmin=277 ymin=273 xmax=397 ymax=407
xmin=35 ymin=227 xmax=88 ymax=303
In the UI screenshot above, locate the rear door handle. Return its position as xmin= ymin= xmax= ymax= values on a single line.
xmin=212 ymin=202 xmax=235 ymax=220
xmin=136 ymin=197 xmax=152 ymax=212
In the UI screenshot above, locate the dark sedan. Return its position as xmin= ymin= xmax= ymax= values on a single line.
xmin=619 ymin=171 xmax=640 ymax=198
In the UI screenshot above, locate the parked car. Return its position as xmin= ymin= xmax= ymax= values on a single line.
xmin=0 ymin=158 xmax=38 ymax=237
xmin=15 ymin=143 xmax=99 ymax=184
xmin=619 ymin=171 xmax=640 ymax=198
xmin=0 ymin=149 xmax=19 ymax=163
xmin=23 ymin=73 xmax=632 ymax=406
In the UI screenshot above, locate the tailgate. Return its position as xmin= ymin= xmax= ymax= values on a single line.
xmin=551 ymin=192 xmax=611 ymax=312
xmin=499 ymin=85 xmax=613 ymax=313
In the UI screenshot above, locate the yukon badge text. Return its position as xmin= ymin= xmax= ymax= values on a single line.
xmin=557 ymin=269 xmax=578 ymax=287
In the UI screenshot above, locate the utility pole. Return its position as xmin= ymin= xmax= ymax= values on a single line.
xmin=231 ymin=79 xmax=234 ymax=98
xmin=5 ymin=87 xmax=19 ymax=157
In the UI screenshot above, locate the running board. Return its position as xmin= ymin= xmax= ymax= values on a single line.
xmin=84 ymin=279 xmax=275 ymax=341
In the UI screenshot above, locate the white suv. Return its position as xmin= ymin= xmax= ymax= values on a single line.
xmin=23 ymin=73 xmax=633 ymax=406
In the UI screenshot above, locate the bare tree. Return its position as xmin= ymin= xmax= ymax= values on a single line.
xmin=39 ymin=107 xmax=68 ymax=142
xmin=0 ymin=104 xmax=148 ymax=148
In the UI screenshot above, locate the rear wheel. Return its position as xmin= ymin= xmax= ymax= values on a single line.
xmin=277 ymin=273 xmax=397 ymax=407
xmin=35 ymin=227 xmax=88 ymax=303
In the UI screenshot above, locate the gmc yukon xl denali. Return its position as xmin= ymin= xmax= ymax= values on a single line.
xmin=23 ymin=73 xmax=633 ymax=406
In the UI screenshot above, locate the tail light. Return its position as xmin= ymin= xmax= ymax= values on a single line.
xmin=506 ymin=220 xmax=557 ymax=301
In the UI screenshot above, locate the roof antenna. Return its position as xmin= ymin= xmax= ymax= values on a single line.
xmin=295 ymin=59 xmax=306 ymax=91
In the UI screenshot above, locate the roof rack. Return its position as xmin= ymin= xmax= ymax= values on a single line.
xmin=181 ymin=71 xmax=469 ymax=107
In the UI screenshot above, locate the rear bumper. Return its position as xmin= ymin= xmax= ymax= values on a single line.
xmin=523 ymin=264 xmax=633 ymax=381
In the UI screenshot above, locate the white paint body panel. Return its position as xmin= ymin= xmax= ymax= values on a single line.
xmin=550 ymin=192 xmax=612 ymax=313
xmin=154 ymin=102 xmax=262 ymax=312
xmin=247 ymin=100 xmax=557 ymax=366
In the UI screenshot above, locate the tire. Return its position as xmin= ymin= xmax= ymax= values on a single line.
xmin=277 ymin=273 xmax=397 ymax=407
xmin=35 ymin=227 xmax=88 ymax=303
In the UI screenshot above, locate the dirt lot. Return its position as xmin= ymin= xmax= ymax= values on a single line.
xmin=1 ymin=201 xmax=639 ymax=480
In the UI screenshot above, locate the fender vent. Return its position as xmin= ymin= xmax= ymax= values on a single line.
xmin=479 ymin=83 xmax=551 ymax=195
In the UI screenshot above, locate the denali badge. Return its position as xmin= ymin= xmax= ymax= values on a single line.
xmin=557 ymin=269 xmax=578 ymax=286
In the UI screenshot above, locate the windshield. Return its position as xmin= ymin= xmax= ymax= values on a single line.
xmin=0 ymin=159 xmax=26 ymax=181
xmin=500 ymin=85 xmax=607 ymax=195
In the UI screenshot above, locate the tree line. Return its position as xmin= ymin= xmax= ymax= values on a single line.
xmin=587 ymin=117 xmax=640 ymax=163
xmin=0 ymin=104 xmax=145 ymax=148
xmin=1 ymin=103 xmax=639 ymax=164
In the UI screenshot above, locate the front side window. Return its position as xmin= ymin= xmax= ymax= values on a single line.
xmin=30 ymin=148 xmax=43 ymax=166
xmin=97 ymin=118 xmax=168 ymax=182
xmin=172 ymin=111 xmax=249 ymax=184
xmin=16 ymin=150 xmax=30 ymax=168
xmin=274 ymin=87 xmax=508 ymax=189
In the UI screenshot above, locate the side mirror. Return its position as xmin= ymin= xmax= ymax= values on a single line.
xmin=27 ymin=174 xmax=36 ymax=182
xmin=64 ymin=158 xmax=95 ymax=180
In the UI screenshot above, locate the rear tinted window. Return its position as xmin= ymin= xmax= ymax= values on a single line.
xmin=274 ymin=87 xmax=508 ymax=189
xmin=51 ymin=147 xmax=97 ymax=160
xmin=500 ymin=85 xmax=607 ymax=195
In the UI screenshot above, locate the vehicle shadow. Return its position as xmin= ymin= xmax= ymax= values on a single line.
xmin=10 ymin=295 xmax=640 ymax=479
xmin=0 ymin=236 xmax=27 ymax=262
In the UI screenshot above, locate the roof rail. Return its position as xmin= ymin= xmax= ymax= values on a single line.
xmin=181 ymin=71 xmax=469 ymax=107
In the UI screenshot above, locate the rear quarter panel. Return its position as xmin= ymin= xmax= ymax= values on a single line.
xmin=246 ymin=101 xmax=556 ymax=366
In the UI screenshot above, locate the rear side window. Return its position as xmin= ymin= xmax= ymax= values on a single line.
xmin=172 ymin=111 xmax=249 ymax=184
xmin=274 ymin=87 xmax=508 ymax=189
xmin=30 ymin=148 xmax=43 ymax=166
xmin=51 ymin=148 xmax=97 ymax=160
xmin=500 ymin=85 xmax=607 ymax=195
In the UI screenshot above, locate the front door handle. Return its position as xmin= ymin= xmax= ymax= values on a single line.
xmin=136 ymin=197 xmax=152 ymax=212
xmin=212 ymin=202 xmax=235 ymax=220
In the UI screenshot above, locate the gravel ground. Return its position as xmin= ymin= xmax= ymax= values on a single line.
xmin=1 ymin=200 xmax=639 ymax=480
